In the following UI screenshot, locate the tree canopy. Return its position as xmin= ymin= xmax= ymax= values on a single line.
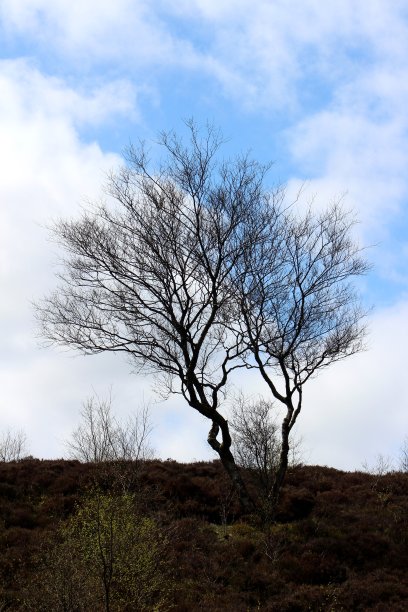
xmin=37 ymin=122 xmax=367 ymax=512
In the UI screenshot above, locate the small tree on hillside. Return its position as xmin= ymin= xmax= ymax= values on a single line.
xmin=231 ymin=396 xmax=280 ymax=496
xmin=231 ymin=395 xmax=304 ymax=519
xmin=68 ymin=490 xmax=170 ymax=610
xmin=66 ymin=394 xmax=153 ymax=463
xmin=23 ymin=490 xmax=171 ymax=611
xmin=36 ymin=122 xmax=367 ymax=513
xmin=0 ymin=428 xmax=29 ymax=462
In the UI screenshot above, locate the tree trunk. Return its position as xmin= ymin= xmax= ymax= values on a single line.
xmin=207 ymin=420 xmax=254 ymax=513
xmin=268 ymin=417 xmax=290 ymax=520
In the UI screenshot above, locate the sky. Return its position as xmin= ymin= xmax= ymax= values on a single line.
xmin=1 ymin=0 xmax=408 ymax=470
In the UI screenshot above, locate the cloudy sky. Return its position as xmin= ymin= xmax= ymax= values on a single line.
xmin=1 ymin=0 xmax=407 ymax=469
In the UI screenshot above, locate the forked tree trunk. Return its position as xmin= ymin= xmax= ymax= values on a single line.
xmin=207 ymin=421 xmax=254 ymax=513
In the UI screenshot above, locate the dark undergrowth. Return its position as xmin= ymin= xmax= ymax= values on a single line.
xmin=0 ymin=458 xmax=407 ymax=610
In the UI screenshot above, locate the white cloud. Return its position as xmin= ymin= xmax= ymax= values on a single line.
xmin=0 ymin=59 xmax=131 ymax=451
xmin=282 ymin=35 xmax=408 ymax=287
xmin=300 ymin=300 xmax=408 ymax=469
xmin=286 ymin=113 xmax=408 ymax=223
xmin=3 ymin=1 xmax=408 ymax=116
xmin=159 ymin=0 xmax=408 ymax=110
xmin=0 ymin=0 xmax=201 ymax=70
xmin=0 ymin=60 xmax=126 ymax=325
xmin=0 ymin=59 xmax=139 ymax=128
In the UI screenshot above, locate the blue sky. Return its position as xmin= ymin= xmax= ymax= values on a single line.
xmin=1 ymin=1 xmax=408 ymax=469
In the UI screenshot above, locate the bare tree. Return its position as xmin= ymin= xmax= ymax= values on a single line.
xmin=231 ymin=395 xmax=303 ymax=516
xmin=231 ymin=395 xmax=280 ymax=496
xmin=236 ymin=203 xmax=368 ymax=514
xmin=66 ymin=394 xmax=153 ymax=463
xmin=362 ymin=453 xmax=395 ymax=476
xmin=36 ymin=122 xmax=367 ymax=513
xmin=37 ymin=122 xmax=278 ymax=510
xmin=0 ymin=428 xmax=29 ymax=462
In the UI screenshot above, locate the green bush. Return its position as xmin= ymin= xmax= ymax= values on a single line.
xmin=22 ymin=490 xmax=172 ymax=611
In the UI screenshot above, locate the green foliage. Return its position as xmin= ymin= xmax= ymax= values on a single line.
xmin=66 ymin=490 xmax=169 ymax=610
xmin=21 ymin=489 xmax=171 ymax=611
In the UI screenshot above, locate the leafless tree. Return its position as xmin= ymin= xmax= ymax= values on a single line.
xmin=362 ymin=453 xmax=395 ymax=476
xmin=0 ymin=428 xmax=29 ymax=462
xmin=37 ymin=122 xmax=278 ymax=510
xmin=399 ymin=437 xmax=408 ymax=473
xmin=231 ymin=395 xmax=280 ymax=496
xmin=231 ymin=395 xmax=303 ymax=514
xmin=36 ymin=122 xmax=367 ymax=513
xmin=236 ymin=203 xmax=368 ymax=514
xmin=66 ymin=394 xmax=153 ymax=463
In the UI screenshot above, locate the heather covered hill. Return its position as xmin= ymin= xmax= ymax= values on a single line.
xmin=0 ymin=459 xmax=407 ymax=610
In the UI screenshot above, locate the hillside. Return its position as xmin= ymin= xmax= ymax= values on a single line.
xmin=0 ymin=459 xmax=407 ymax=610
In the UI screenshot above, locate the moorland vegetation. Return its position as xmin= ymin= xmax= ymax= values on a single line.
xmin=0 ymin=456 xmax=407 ymax=610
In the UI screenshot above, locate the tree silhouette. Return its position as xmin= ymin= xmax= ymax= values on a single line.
xmin=37 ymin=122 xmax=367 ymax=512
